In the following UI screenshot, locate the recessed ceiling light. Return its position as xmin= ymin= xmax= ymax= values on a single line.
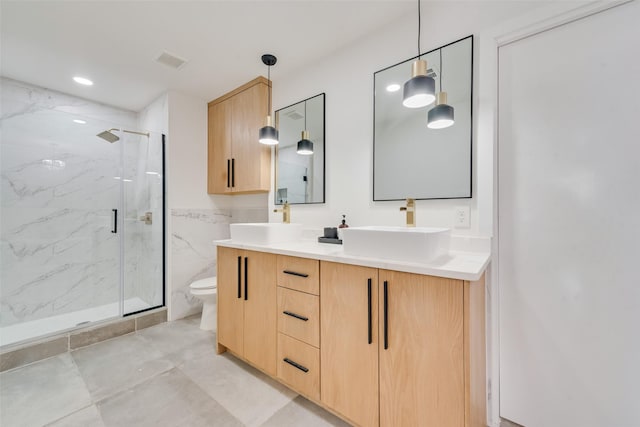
xmin=73 ymin=119 xmax=86 ymax=124
xmin=386 ymin=83 xmax=401 ymax=92
xmin=73 ymin=76 xmax=93 ymax=86
xmin=145 ymin=171 xmax=159 ymax=175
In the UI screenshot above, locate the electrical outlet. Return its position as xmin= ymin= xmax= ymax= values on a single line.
xmin=454 ymin=206 xmax=470 ymax=228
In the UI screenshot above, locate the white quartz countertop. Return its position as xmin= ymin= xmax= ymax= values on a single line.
xmin=214 ymin=238 xmax=490 ymax=282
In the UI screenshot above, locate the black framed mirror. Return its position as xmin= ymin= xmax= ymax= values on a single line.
xmin=373 ymin=35 xmax=473 ymax=201
xmin=275 ymin=93 xmax=325 ymax=205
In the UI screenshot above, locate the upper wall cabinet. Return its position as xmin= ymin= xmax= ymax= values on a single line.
xmin=373 ymin=36 xmax=473 ymax=201
xmin=208 ymin=77 xmax=272 ymax=195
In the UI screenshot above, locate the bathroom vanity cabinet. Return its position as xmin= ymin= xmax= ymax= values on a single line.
xmin=207 ymin=77 xmax=271 ymax=195
xmin=216 ymin=245 xmax=487 ymax=427
xmin=216 ymin=247 xmax=277 ymax=376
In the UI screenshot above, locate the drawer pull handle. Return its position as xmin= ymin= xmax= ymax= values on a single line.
xmin=283 ymin=311 xmax=309 ymax=321
xmin=283 ymin=270 xmax=309 ymax=278
xmin=283 ymin=358 xmax=309 ymax=373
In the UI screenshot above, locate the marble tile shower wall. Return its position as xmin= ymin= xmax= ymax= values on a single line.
xmin=0 ymin=78 xmax=157 ymax=328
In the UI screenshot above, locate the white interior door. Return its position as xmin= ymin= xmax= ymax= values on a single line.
xmin=498 ymin=2 xmax=640 ymax=426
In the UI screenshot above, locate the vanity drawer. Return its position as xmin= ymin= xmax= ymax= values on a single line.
xmin=277 ymin=287 xmax=319 ymax=347
xmin=277 ymin=255 xmax=319 ymax=295
xmin=277 ymin=333 xmax=320 ymax=401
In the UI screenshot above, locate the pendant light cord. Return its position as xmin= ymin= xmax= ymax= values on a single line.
xmin=267 ymin=65 xmax=272 ymax=116
xmin=417 ymin=0 xmax=421 ymax=58
xmin=439 ymin=48 xmax=443 ymax=91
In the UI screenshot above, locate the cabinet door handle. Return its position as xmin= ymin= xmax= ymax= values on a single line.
xmin=227 ymin=159 xmax=231 ymax=188
xmin=368 ymin=278 xmax=372 ymax=344
xmin=283 ymin=311 xmax=309 ymax=321
xmin=383 ymin=280 xmax=389 ymax=350
xmin=283 ymin=358 xmax=309 ymax=373
xmin=244 ymin=256 xmax=248 ymax=301
xmin=111 ymin=209 xmax=118 ymax=233
xmin=237 ymin=256 xmax=242 ymax=299
xmin=231 ymin=158 xmax=235 ymax=188
xmin=283 ymin=270 xmax=309 ymax=278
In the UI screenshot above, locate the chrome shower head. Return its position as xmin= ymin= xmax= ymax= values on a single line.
xmin=97 ymin=130 xmax=120 ymax=143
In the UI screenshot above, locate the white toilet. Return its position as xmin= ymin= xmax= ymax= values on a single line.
xmin=189 ymin=276 xmax=217 ymax=331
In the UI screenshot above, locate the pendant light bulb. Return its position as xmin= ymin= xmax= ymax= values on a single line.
xmin=427 ymin=48 xmax=455 ymax=129
xmin=259 ymin=54 xmax=279 ymax=145
xmin=402 ymin=0 xmax=435 ymax=109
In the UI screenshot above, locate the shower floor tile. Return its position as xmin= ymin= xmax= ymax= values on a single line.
xmin=0 ymin=317 xmax=348 ymax=427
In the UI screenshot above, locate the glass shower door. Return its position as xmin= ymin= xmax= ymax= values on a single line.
xmin=121 ymin=131 xmax=164 ymax=315
xmin=0 ymin=110 xmax=123 ymax=346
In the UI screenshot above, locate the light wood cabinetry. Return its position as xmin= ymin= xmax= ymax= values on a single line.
xmin=277 ymin=287 xmax=320 ymax=347
xmin=277 ymin=333 xmax=320 ymax=401
xmin=217 ymin=247 xmax=486 ymax=427
xmin=276 ymin=255 xmax=319 ymax=295
xmin=216 ymin=247 xmax=277 ymax=376
xmin=274 ymin=255 xmax=321 ymax=400
xmin=207 ymin=77 xmax=271 ymax=195
xmin=378 ymin=270 xmax=464 ymax=427
xmin=320 ymin=262 xmax=380 ymax=427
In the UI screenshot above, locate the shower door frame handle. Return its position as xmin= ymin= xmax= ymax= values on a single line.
xmin=112 ymin=209 xmax=118 ymax=233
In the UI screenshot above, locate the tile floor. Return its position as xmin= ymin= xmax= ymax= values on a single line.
xmin=0 ymin=316 xmax=349 ymax=427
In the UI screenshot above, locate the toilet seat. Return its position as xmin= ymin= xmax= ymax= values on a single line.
xmin=189 ymin=277 xmax=217 ymax=291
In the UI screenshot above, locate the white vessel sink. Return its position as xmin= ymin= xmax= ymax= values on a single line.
xmin=230 ymin=223 xmax=303 ymax=245
xmin=342 ymin=226 xmax=450 ymax=263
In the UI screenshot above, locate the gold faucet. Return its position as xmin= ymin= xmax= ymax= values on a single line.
xmin=399 ymin=198 xmax=416 ymax=227
xmin=273 ymin=202 xmax=291 ymax=224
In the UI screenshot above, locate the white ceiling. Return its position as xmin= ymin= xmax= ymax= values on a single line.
xmin=0 ymin=1 xmax=416 ymax=112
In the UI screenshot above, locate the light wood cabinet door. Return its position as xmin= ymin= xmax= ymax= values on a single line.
xmin=207 ymin=77 xmax=271 ymax=195
xmin=217 ymin=246 xmax=244 ymax=355
xmin=230 ymin=82 xmax=270 ymax=194
xmin=242 ymin=250 xmax=277 ymax=376
xmin=207 ymin=100 xmax=232 ymax=194
xmin=320 ymin=262 xmax=379 ymax=427
xmin=378 ymin=270 xmax=465 ymax=427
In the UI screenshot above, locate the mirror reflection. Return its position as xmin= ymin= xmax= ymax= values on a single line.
xmin=374 ymin=36 xmax=473 ymax=201
xmin=275 ymin=93 xmax=325 ymax=205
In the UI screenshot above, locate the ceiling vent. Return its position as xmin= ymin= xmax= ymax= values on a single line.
xmin=427 ymin=67 xmax=438 ymax=79
xmin=285 ymin=110 xmax=304 ymax=120
xmin=155 ymin=51 xmax=188 ymax=70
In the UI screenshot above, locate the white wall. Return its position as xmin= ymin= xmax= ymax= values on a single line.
xmin=270 ymin=1 xmax=545 ymax=235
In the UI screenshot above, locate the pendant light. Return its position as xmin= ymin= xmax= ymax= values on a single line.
xmin=427 ymin=48 xmax=455 ymax=129
xmin=402 ymin=0 xmax=435 ymax=109
xmin=296 ymin=100 xmax=313 ymax=155
xmin=258 ymin=54 xmax=279 ymax=145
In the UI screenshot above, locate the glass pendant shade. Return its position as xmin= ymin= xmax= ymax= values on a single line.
xmin=259 ymin=115 xmax=279 ymax=145
xmin=402 ymin=59 xmax=436 ymax=108
xmin=427 ymin=92 xmax=455 ymax=129
xmin=296 ymin=131 xmax=313 ymax=155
